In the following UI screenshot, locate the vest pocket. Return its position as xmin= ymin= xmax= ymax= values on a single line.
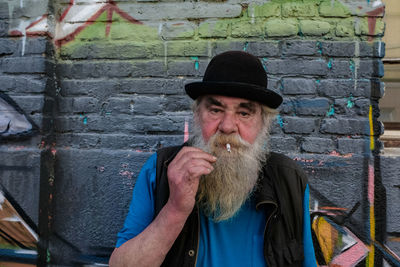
xmin=284 ymin=239 xmax=304 ymax=264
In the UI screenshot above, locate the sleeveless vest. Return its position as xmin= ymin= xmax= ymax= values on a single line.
xmin=154 ymin=145 xmax=307 ymax=267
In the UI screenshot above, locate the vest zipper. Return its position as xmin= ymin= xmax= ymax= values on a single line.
xmin=257 ymin=200 xmax=278 ymax=265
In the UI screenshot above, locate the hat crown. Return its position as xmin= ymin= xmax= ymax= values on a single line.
xmin=203 ymin=51 xmax=267 ymax=88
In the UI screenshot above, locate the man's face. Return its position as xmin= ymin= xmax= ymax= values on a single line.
xmin=192 ymin=95 xmax=269 ymax=221
xmin=196 ymin=95 xmax=264 ymax=144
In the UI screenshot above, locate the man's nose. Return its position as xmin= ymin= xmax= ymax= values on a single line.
xmin=218 ymin=112 xmax=238 ymax=134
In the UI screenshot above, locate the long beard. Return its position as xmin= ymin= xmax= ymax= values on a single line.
xmin=190 ymin=124 xmax=270 ymax=222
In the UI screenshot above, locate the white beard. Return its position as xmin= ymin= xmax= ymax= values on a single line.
xmin=190 ymin=122 xmax=271 ymax=222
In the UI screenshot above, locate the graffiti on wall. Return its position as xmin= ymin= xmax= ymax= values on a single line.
xmin=3 ymin=0 xmax=399 ymax=266
xmin=8 ymin=0 xmax=386 ymax=49
xmin=0 ymin=93 xmax=38 ymax=140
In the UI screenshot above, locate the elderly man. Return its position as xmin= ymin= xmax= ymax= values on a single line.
xmin=109 ymin=51 xmax=317 ymax=267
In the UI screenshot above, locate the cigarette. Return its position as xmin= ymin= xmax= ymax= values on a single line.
xmin=226 ymin=143 xmax=231 ymax=153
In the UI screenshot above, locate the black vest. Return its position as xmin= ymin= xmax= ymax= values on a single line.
xmin=154 ymin=145 xmax=307 ymax=267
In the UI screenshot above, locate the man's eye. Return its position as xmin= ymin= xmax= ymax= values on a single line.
xmin=238 ymin=111 xmax=250 ymax=117
xmin=210 ymin=108 xmax=222 ymax=114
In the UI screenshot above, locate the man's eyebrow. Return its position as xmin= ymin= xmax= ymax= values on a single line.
xmin=239 ymin=102 xmax=257 ymax=113
xmin=204 ymin=97 xmax=224 ymax=108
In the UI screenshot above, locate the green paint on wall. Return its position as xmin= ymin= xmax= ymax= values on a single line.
xmin=282 ymin=2 xmax=318 ymax=17
xmin=265 ymin=18 xmax=298 ymax=37
xmin=232 ymin=19 xmax=264 ymax=38
xmin=320 ymin=0 xmax=351 ymax=18
xmin=300 ymin=20 xmax=331 ymax=36
xmin=336 ymin=18 xmax=355 ymax=37
xmin=198 ymin=20 xmax=230 ymax=38
xmin=355 ymin=18 xmax=385 ymax=36
xmin=249 ymin=2 xmax=281 ymax=18
xmin=70 ymin=11 xmax=159 ymax=43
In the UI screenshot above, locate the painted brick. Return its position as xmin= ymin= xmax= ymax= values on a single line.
xmin=282 ymin=78 xmax=317 ymax=95
xmin=0 ymin=3 xmax=9 ymax=19
xmin=320 ymin=41 xmax=355 ymax=57
xmin=60 ymin=42 xmax=164 ymax=59
xmin=160 ymin=21 xmax=195 ymax=40
xmin=269 ymin=118 xmax=283 ymax=135
xmin=164 ymin=95 xmax=192 ymax=112
xmin=299 ymin=20 xmax=331 ymax=36
xmin=265 ymin=59 xmax=328 ymax=76
xmin=320 ymin=118 xmax=370 ymax=135
xmin=270 ymin=136 xmax=298 ymax=154
xmin=248 ymin=2 xmax=281 ymax=18
xmin=337 ymin=138 xmax=367 ymax=154
xmin=166 ymin=41 xmax=209 ymax=57
xmin=11 ymin=96 xmax=45 ymax=114
xmin=0 ymin=20 xmax=8 ymax=37
xmin=267 ymin=76 xmax=281 ymax=93
xmin=105 ymin=96 xmax=166 ymax=115
xmin=0 ymin=75 xmax=46 ymax=94
xmin=354 ymin=99 xmax=370 ymax=116
xmin=335 ymin=18 xmax=354 ymax=37
xmin=282 ymin=116 xmax=317 ymax=134
xmin=73 ymin=97 xmax=99 ymax=113
xmin=317 ymin=79 xmax=357 ymax=97
xmin=319 ymin=0 xmax=351 ymax=17
xmin=21 ymin=37 xmax=48 ymax=55
xmin=167 ymin=59 xmax=208 ymax=77
xmin=130 ymin=60 xmax=166 ymax=77
xmin=10 ymin=1 xmax=47 ymax=19
xmin=280 ymin=98 xmax=294 ymax=114
xmin=301 ymin=137 xmax=335 ymax=153
xmin=0 ymin=39 xmax=15 ymax=55
xmin=58 ymin=96 xmax=99 ymax=114
xmin=245 ymin=41 xmax=280 ymax=57
xmin=57 ymin=133 xmax=183 ymax=150
xmin=212 ymin=41 xmax=248 ymax=55
xmin=59 ymin=79 xmax=119 ymax=97
xmin=57 ymin=61 xmax=166 ymax=79
xmin=231 ymin=20 xmax=264 ymax=38
xmin=119 ymin=78 xmax=185 ymax=95
xmin=55 ymin=114 xmax=186 ymax=134
xmin=265 ymin=18 xmax=298 ymax=37
xmin=326 ymin=59 xmax=352 ymax=79
xmin=357 ymin=59 xmax=384 ymax=78
xmin=293 ymin=98 xmax=330 ymax=116
xmin=355 ymin=17 xmax=385 ymax=36
xmin=1 ymin=57 xmax=46 ymax=74
xmin=284 ymin=82 xmax=312 ymax=99
xmin=282 ymin=40 xmax=319 ymax=56
xmin=359 ymin=41 xmax=385 ymax=58
xmin=119 ymin=3 xmax=242 ymax=20
xmin=282 ymin=2 xmax=318 ymax=17
xmin=198 ymin=20 xmax=230 ymax=38
xmin=333 ymin=98 xmax=358 ymax=116
xmin=381 ymin=156 xmax=400 ymax=233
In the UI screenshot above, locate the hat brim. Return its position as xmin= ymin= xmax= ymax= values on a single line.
xmin=185 ymin=81 xmax=283 ymax=109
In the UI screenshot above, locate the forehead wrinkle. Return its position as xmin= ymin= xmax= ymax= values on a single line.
xmin=238 ymin=102 xmax=257 ymax=113
xmin=204 ymin=96 xmax=225 ymax=108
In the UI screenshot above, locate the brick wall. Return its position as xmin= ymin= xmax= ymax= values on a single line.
xmin=1 ymin=0 xmax=399 ymax=266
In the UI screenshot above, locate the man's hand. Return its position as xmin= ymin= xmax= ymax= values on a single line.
xmin=166 ymin=147 xmax=217 ymax=217
xmin=109 ymin=147 xmax=216 ymax=267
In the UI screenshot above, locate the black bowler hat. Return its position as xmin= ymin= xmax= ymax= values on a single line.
xmin=185 ymin=51 xmax=283 ymax=109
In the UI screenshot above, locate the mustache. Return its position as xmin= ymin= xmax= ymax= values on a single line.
xmin=208 ymin=133 xmax=250 ymax=153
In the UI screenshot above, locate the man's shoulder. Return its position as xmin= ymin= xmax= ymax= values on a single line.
xmin=267 ymin=152 xmax=306 ymax=175
xmin=156 ymin=144 xmax=186 ymax=165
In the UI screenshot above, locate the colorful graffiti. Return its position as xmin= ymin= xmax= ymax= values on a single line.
xmin=9 ymin=0 xmax=149 ymax=47
xmin=3 ymin=0 xmax=398 ymax=265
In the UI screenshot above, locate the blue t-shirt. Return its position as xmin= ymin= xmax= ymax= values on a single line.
xmin=116 ymin=153 xmax=317 ymax=267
